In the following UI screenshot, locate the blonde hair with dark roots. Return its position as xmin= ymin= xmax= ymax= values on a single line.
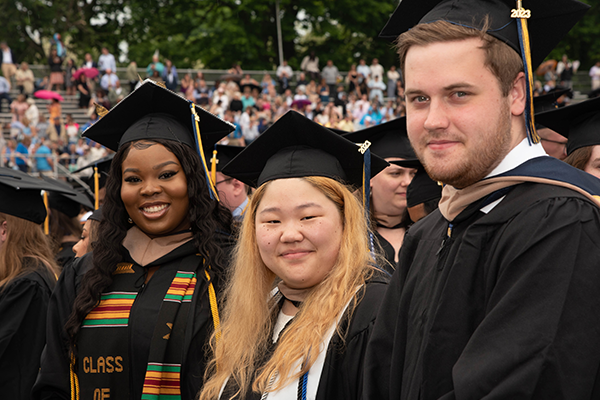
xmin=396 ymin=18 xmax=524 ymax=96
xmin=0 ymin=213 xmax=60 ymax=289
xmin=199 ymin=176 xmax=375 ymax=400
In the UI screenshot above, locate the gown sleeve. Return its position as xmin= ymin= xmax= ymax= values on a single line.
xmin=32 ymin=255 xmax=92 ymax=400
xmin=0 ymin=270 xmax=54 ymax=400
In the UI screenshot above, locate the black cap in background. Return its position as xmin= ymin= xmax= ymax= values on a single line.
xmin=407 ymin=166 xmax=443 ymax=208
xmin=341 ymin=117 xmax=417 ymax=161
xmin=380 ymin=0 xmax=589 ymax=70
xmin=83 ymin=79 xmax=234 ymax=152
xmin=535 ymin=96 xmax=600 ymax=155
xmin=42 ymin=176 xmax=94 ymax=218
xmin=222 ymin=111 xmax=389 ymax=188
xmin=0 ymin=168 xmax=79 ymax=224
xmin=205 ymin=145 xmax=245 ymax=174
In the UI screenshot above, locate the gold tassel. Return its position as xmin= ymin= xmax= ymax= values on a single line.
xmin=210 ymin=149 xmax=218 ymax=185
xmin=94 ymin=166 xmax=99 ymax=210
xmin=190 ymin=104 xmax=220 ymax=201
xmin=43 ymin=191 xmax=49 ymax=235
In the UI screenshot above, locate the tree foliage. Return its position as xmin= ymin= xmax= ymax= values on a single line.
xmin=2 ymin=0 xmax=600 ymax=71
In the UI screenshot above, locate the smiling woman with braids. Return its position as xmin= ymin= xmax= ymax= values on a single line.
xmin=33 ymin=81 xmax=235 ymax=400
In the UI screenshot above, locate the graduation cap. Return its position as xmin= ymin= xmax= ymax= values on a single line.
xmin=341 ymin=117 xmax=417 ymax=161
xmin=380 ymin=0 xmax=590 ymax=145
xmin=42 ymin=176 xmax=94 ymax=218
xmin=88 ymin=207 xmax=103 ymax=222
xmin=535 ymin=96 xmax=600 ymax=156
xmin=204 ymin=145 xmax=245 ymax=184
xmin=0 ymin=167 xmax=78 ymax=224
xmin=533 ymin=88 xmax=571 ymax=130
xmin=222 ymin=110 xmax=389 ymax=189
xmin=82 ymin=79 xmax=235 ymax=200
xmin=407 ymin=166 xmax=443 ymax=208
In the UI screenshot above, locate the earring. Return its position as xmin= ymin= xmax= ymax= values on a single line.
xmin=128 ymin=217 xmax=133 ymax=224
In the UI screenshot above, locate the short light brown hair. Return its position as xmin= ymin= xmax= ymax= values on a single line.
xmin=396 ymin=19 xmax=524 ymax=96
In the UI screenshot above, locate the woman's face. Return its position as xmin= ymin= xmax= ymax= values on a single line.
xmin=73 ymin=220 xmax=91 ymax=257
xmin=371 ymin=158 xmax=417 ymax=217
xmin=121 ymin=143 xmax=190 ymax=238
xmin=584 ymin=145 xmax=600 ymax=180
xmin=255 ymin=178 xmax=343 ymax=289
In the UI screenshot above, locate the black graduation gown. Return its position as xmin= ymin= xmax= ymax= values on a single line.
xmin=0 ymin=262 xmax=56 ymax=400
xmin=224 ymin=275 xmax=389 ymax=400
xmin=373 ymin=231 xmax=396 ymax=275
xmin=55 ymin=241 xmax=76 ymax=269
xmin=33 ymin=240 xmax=225 ymax=400
xmin=364 ymin=183 xmax=600 ymax=399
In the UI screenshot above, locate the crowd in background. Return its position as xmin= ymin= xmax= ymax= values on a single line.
xmin=1 ymin=37 xmax=599 ymax=178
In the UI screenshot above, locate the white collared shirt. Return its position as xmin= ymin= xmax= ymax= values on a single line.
xmin=480 ymin=138 xmax=547 ymax=213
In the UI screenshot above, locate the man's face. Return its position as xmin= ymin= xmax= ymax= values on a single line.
xmin=404 ymin=38 xmax=519 ymax=188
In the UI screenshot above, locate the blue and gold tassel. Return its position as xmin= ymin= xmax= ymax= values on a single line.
xmin=513 ymin=0 xmax=540 ymax=144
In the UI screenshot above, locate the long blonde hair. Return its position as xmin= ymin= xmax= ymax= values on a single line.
xmin=0 ymin=213 xmax=60 ymax=289
xmin=199 ymin=176 xmax=375 ymax=400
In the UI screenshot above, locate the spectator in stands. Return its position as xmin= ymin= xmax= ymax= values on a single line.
xmin=65 ymin=59 xmax=77 ymax=96
xmin=107 ymin=80 xmax=125 ymax=106
xmin=261 ymin=73 xmax=275 ymax=95
xmin=1 ymin=138 xmax=16 ymax=168
xmin=35 ymin=114 xmax=49 ymax=140
xmin=97 ymin=47 xmax=116 ymax=75
xmin=82 ymin=53 xmax=97 ymax=69
xmin=80 ymin=112 xmax=98 ymax=133
xmin=100 ymin=68 xmax=119 ymax=91
xmin=590 ymin=62 xmax=600 ymax=92
xmin=368 ymin=75 xmax=386 ymax=104
xmin=346 ymin=64 xmax=361 ymax=96
xmin=0 ymin=41 xmax=17 ymax=84
xmin=240 ymin=86 xmax=255 ymax=110
xmin=321 ymin=60 xmax=340 ymax=97
xmin=47 ymin=98 xmax=61 ymax=122
xmin=52 ymin=33 xmax=66 ymax=58
xmin=296 ymin=72 xmax=308 ymax=88
xmin=240 ymin=106 xmax=259 ymax=145
xmin=212 ymin=85 xmax=229 ymax=110
xmin=15 ymin=62 xmax=34 ymax=95
xmin=356 ymin=58 xmax=371 ymax=81
xmin=180 ymin=73 xmax=194 ymax=101
xmin=194 ymin=79 xmax=211 ymax=106
xmin=370 ymin=58 xmax=384 ymax=81
xmin=24 ymin=98 xmax=38 ymax=126
xmin=317 ymin=78 xmax=330 ymax=104
xmin=387 ymin=65 xmax=400 ymax=100
xmin=276 ymin=60 xmax=293 ymax=93
xmin=557 ymin=54 xmax=577 ymax=90
xmin=33 ymin=137 xmax=53 ymax=174
xmin=95 ymin=89 xmax=111 ymax=110
xmin=353 ymin=93 xmax=370 ymax=121
xmin=126 ymin=60 xmax=138 ymax=92
xmin=10 ymin=94 xmax=29 ymax=123
xmin=47 ymin=48 xmax=64 ymax=91
xmin=301 ymin=51 xmax=320 ymax=81
xmin=76 ymin=74 xmax=91 ymax=109
xmin=162 ymin=59 xmax=178 ymax=91
xmin=65 ymin=114 xmax=80 ymax=144
xmin=0 ymin=75 xmax=11 ymax=112
xmin=47 ymin=115 xmax=67 ymax=144
xmin=14 ymin=136 xmax=30 ymax=173
xmin=338 ymin=112 xmax=354 ymax=132
xmin=146 ymin=54 xmax=164 ymax=77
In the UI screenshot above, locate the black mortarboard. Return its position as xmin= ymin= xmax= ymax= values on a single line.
xmin=534 ymin=88 xmax=571 ymax=129
xmin=407 ymin=167 xmax=443 ymax=208
xmin=342 ymin=117 xmax=417 ymax=160
xmin=380 ymin=0 xmax=589 ymax=145
xmin=205 ymin=145 xmax=245 ymax=174
xmin=380 ymin=0 xmax=589 ymax=71
xmin=83 ymin=79 xmax=235 ymax=200
xmin=83 ymin=80 xmax=234 ymax=151
xmin=534 ymin=88 xmax=572 ymax=114
xmin=73 ymin=154 xmax=114 ymax=177
xmin=222 ymin=111 xmax=389 ymax=188
xmin=0 ymin=167 xmax=78 ymax=224
xmin=42 ymin=176 xmax=94 ymax=218
xmin=88 ymin=207 xmax=103 ymax=222
xmin=535 ymin=96 xmax=600 ymax=155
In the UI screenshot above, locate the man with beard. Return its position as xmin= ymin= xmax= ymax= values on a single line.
xmin=364 ymin=0 xmax=600 ymax=399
